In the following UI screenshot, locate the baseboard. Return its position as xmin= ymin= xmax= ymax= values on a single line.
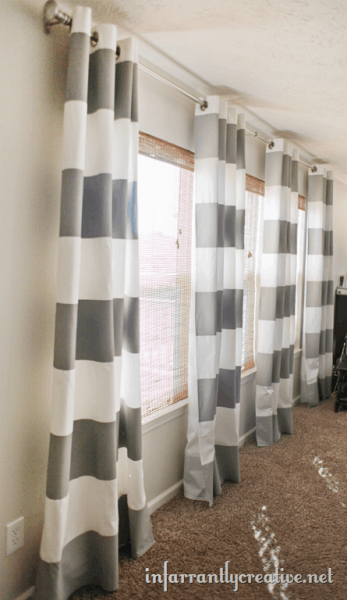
xmin=15 ymin=587 xmax=35 ymax=600
xmin=239 ymin=426 xmax=256 ymax=446
xmin=147 ymin=480 xmax=184 ymax=514
xmin=293 ymin=394 xmax=301 ymax=406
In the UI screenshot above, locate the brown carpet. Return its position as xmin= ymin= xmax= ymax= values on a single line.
xmin=70 ymin=398 xmax=347 ymax=600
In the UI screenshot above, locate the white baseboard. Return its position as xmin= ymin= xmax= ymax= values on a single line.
xmin=15 ymin=587 xmax=35 ymax=600
xmin=147 ymin=480 xmax=184 ymax=514
xmin=239 ymin=426 xmax=256 ymax=446
xmin=293 ymin=394 xmax=301 ymax=406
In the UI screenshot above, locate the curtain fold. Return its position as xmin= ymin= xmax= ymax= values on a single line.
xmin=300 ymin=168 xmax=334 ymax=407
xmin=255 ymin=141 xmax=298 ymax=447
xmin=34 ymin=8 xmax=154 ymax=600
xmin=184 ymin=97 xmax=246 ymax=506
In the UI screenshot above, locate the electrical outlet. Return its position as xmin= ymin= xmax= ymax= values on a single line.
xmin=6 ymin=517 xmax=24 ymax=556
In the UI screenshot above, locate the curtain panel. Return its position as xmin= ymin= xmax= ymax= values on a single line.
xmin=255 ymin=141 xmax=298 ymax=447
xmin=184 ymin=97 xmax=246 ymax=506
xmin=301 ymin=168 xmax=334 ymax=407
xmin=34 ymin=8 xmax=154 ymax=600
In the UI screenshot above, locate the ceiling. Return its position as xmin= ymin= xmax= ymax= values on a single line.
xmin=37 ymin=0 xmax=347 ymax=183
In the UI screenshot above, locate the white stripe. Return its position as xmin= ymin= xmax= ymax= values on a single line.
xmin=263 ymin=186 xmax=282 ymax=221
xmin=227 ymin=106 xmax=237 ymax=124
xmin=306 ymin=201 xmax=324 ymax=229
xmin=215 ymin=404 xmax=240 ymax=446
xmin=62 ymin=101 xmax=87 ymax=171
xmin=224 ymin=248 xmax=244 ymax=290
xmin=113 ymin=119 xmax=138 ymax=183
xmin=220 ymin=328 xmax=236 ymax=370
xmin=219 ymin=101 xmax=227 ymax=120
xmin=51 ymin=368 xmax=75 ymax=437
xmin=196 ymin=247 xmax=218 ymax=293
xmin=56 ymin=237 xmax=81 ymax=305
xmin=235 ymin=326 xmax=243 ymax=367
xmin=306 ymin=254 xmax=323 ymax=282
xmin=40 ymin=495 xmax=69 ymax=563
xmin=64 ymin=477 xmax=118 ymax=548
xmin=71 ymin=6 xmax=91 ymax=35
xmin=236 ymin=168 xmax=246 ymax=210
xmin=112 ymin=238 xmax=126 ymax=299
xmin=196 ymin=335 xmax=218 ymax=379
xmin=121 ymin=349 xmax=141 ymax=409
xmin=124 ymin=239 xmax=140 ymax=298
xmin=79 ymin=238 xmax=113 ymax=300
xmin=91 ymin=23 xmax=117 ymax=51
xmin=117 ymin=37 xmax=138 ymax=64
xmin=305 ymin=307 xmax=322 ymax=334
xmin=117 ymin=448 xmax=146 ymax=510
xmin=258 ymin=319 xmax=275 ymax=354
xmin=225 ymin=163 xmax=236 ymax=207
xmin=194 ymin=157 xmax=219 ymax=204
xmin=198 ymin=418 xmax=216 ymax=465
xmin=74 ymin=359 xmax=119 ymax=422
xmin=261 ymin=254 xmax=287 ymax=288
xmin=217 ymin=247 xmax=224 ymax=291
xmin=85 ymin=109 xmax=114 ymax=177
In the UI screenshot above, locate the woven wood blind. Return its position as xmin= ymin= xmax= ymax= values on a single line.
xmin=298 ymin=194 xmax=306 ymax=211
xmin=138 ymin=132 xmax=194 ymax=420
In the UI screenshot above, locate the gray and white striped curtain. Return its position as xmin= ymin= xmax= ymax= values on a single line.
xmin=34 ymin=8 xmax=154 ymax=600
xmin=301 ymin=168 xmax=334 ymax=407
xmin=184 ymin=97 xmax=246 ymax=506
xmin=256 ymin=141 xmax=298 ymax=447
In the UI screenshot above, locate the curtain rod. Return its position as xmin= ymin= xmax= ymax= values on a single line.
xmin=43 ymin=0 xmax=317 ymax=172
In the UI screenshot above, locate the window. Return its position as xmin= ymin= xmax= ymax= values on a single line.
xmin=242 ymin=175 xmax=264 ymax=372
xmin=137 ymin=133 xmax=194 ymax=420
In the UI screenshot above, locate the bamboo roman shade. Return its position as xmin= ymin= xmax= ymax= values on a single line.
xmin=138 ymin=132 xmax=194 ymax=419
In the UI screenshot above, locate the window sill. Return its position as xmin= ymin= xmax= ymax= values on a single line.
xmin=241 ymin=366 xmax=257 ymax=384
xmin=142 ymin=398 xmax=189 ymax=434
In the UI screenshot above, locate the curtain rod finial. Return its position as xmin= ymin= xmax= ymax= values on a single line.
xmin=44 ymin=0 xmax=72 ymax=34
xmin=200 ymin=100 xmax=208 ymax=112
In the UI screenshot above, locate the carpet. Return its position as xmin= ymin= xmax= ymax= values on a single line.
xmin=70 ymin=398 xmax=347 ymax=599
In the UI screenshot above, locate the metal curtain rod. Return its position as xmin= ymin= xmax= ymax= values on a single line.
xmin=43 ymin=0 xmax=317 ymax=171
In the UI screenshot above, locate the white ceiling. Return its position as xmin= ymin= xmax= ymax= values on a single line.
xmin=38 ymin=0 xmax=347 ymax=183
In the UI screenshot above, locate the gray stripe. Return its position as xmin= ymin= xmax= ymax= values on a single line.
xmin=324 ymin=230 xmax=333 ymax=256
xmin=259 ymin=288 xmax=277 ymax=321
xmin=226 ymin=123 xmax=237 ymax=164
xmin=263 ymin=220 xmax=288 ymax=254
xmin=82 ymin=173 xmax=112 ymax=238
xmin=277 ymin=407 xmax=293 ymax=435
xmin=65 ymin=32 xmax=90 ymax=103
xmin=218 ymin=203 xmax=225 ymax=247
xmin=280 ymin=347 xmax=291 ymax=379
xmin=123 ymin=296 xmax=139 ymax=353
xmin=222 ymin=289 xmax=243 ymax=329
xmin=195 ymin=113 xmax=219 ymax=160
xmin=118 ymin=404 xmax=142 ymax=461
xmin=216 ymin=289 xmax=223 ymax=334
xmin=265 ymin=151 xmax=283 ymax=187
xmin=326 ymin=178 xmax=333 ymax=206
xmin=195 ymin=203 xmax=218 ymax=248
xmin=215 ymin=445 xmax=240 ymax=483
xmin=54 ymin=303 xmax=78 ymax=370
xmin=256 ymin=415 xmax=281 ymax=447
xmin=217 ymin=367 xmax=241 ymax=408
xmin=320 ymin=329 xmax=333 ymax=355
xmin=33 ymin=531 xmax=119 ymax=600
xmin=236 ymin=128 xmax=246 ymax=170
xmin=291 ymin=159 xmax=298 ymax=192
xmin=327 ymin=280 xmax=334 ymax=305
xmin=114 ymin=61 xmax=134 ymax=121
xmin=131 ymin=63 xmax=138 ymax=123
xmin=289 ymin=222 xmax=297 ymax=254
xmin=272 ymin=350 xmax=281 ymax=383
xmin=256 ymin=352 xmax=273 ymax=387
xmin=224 ymin=205 xmax=235 ymax=248
xmin=235 ymin=208 xmax=245 ymax=249
xmin=306 ymin=281 xmax=322 ymax=307
xmin=113 ymin=297 xmax=124 ymax=356
xmin=218 ymin=118 xmax=226 ymax=161
xmin=305 ymin=332 xmax=320 ymax=359
xmin=308 ymin=174 xmax=325 ymax=203
xmin=318 ymin=376 xmax=332 ymax=400
xmin=70 ymin=419 xmax=117 ymax=482
xmin=198 ymin=378 xmax=218 ymax=422
xmin=195 ymin=292 xmax=217 ymax=336
xmin=76 ymin=300 xmax=114 ymax=362
xmin=282 ymin=154 xmax=291 ymax=188
xmin=113 ymin=180 xmax=138 ymax=239
xmin=88 ymin=49 xmax=116 ymax=114
xmin=60 ymin=169 xmax=84 ymax=237
xmin=128 ymin=504 xmax=155 ymax=558
xmin=46 ymin=433 xmax=72 ymax=500
xmin=183 ymin=455 xmax=216 ymax=505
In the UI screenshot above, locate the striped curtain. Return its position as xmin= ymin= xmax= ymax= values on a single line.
xmin=184 ymin=97 xmax=246 ymax=506
xmin=256 ymin=141 xmax=298 ymax=447
xmin=301 ymin=168 xmax=334 ymax=407
xmin=34 ymin=8 xmax=154 ymax=600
